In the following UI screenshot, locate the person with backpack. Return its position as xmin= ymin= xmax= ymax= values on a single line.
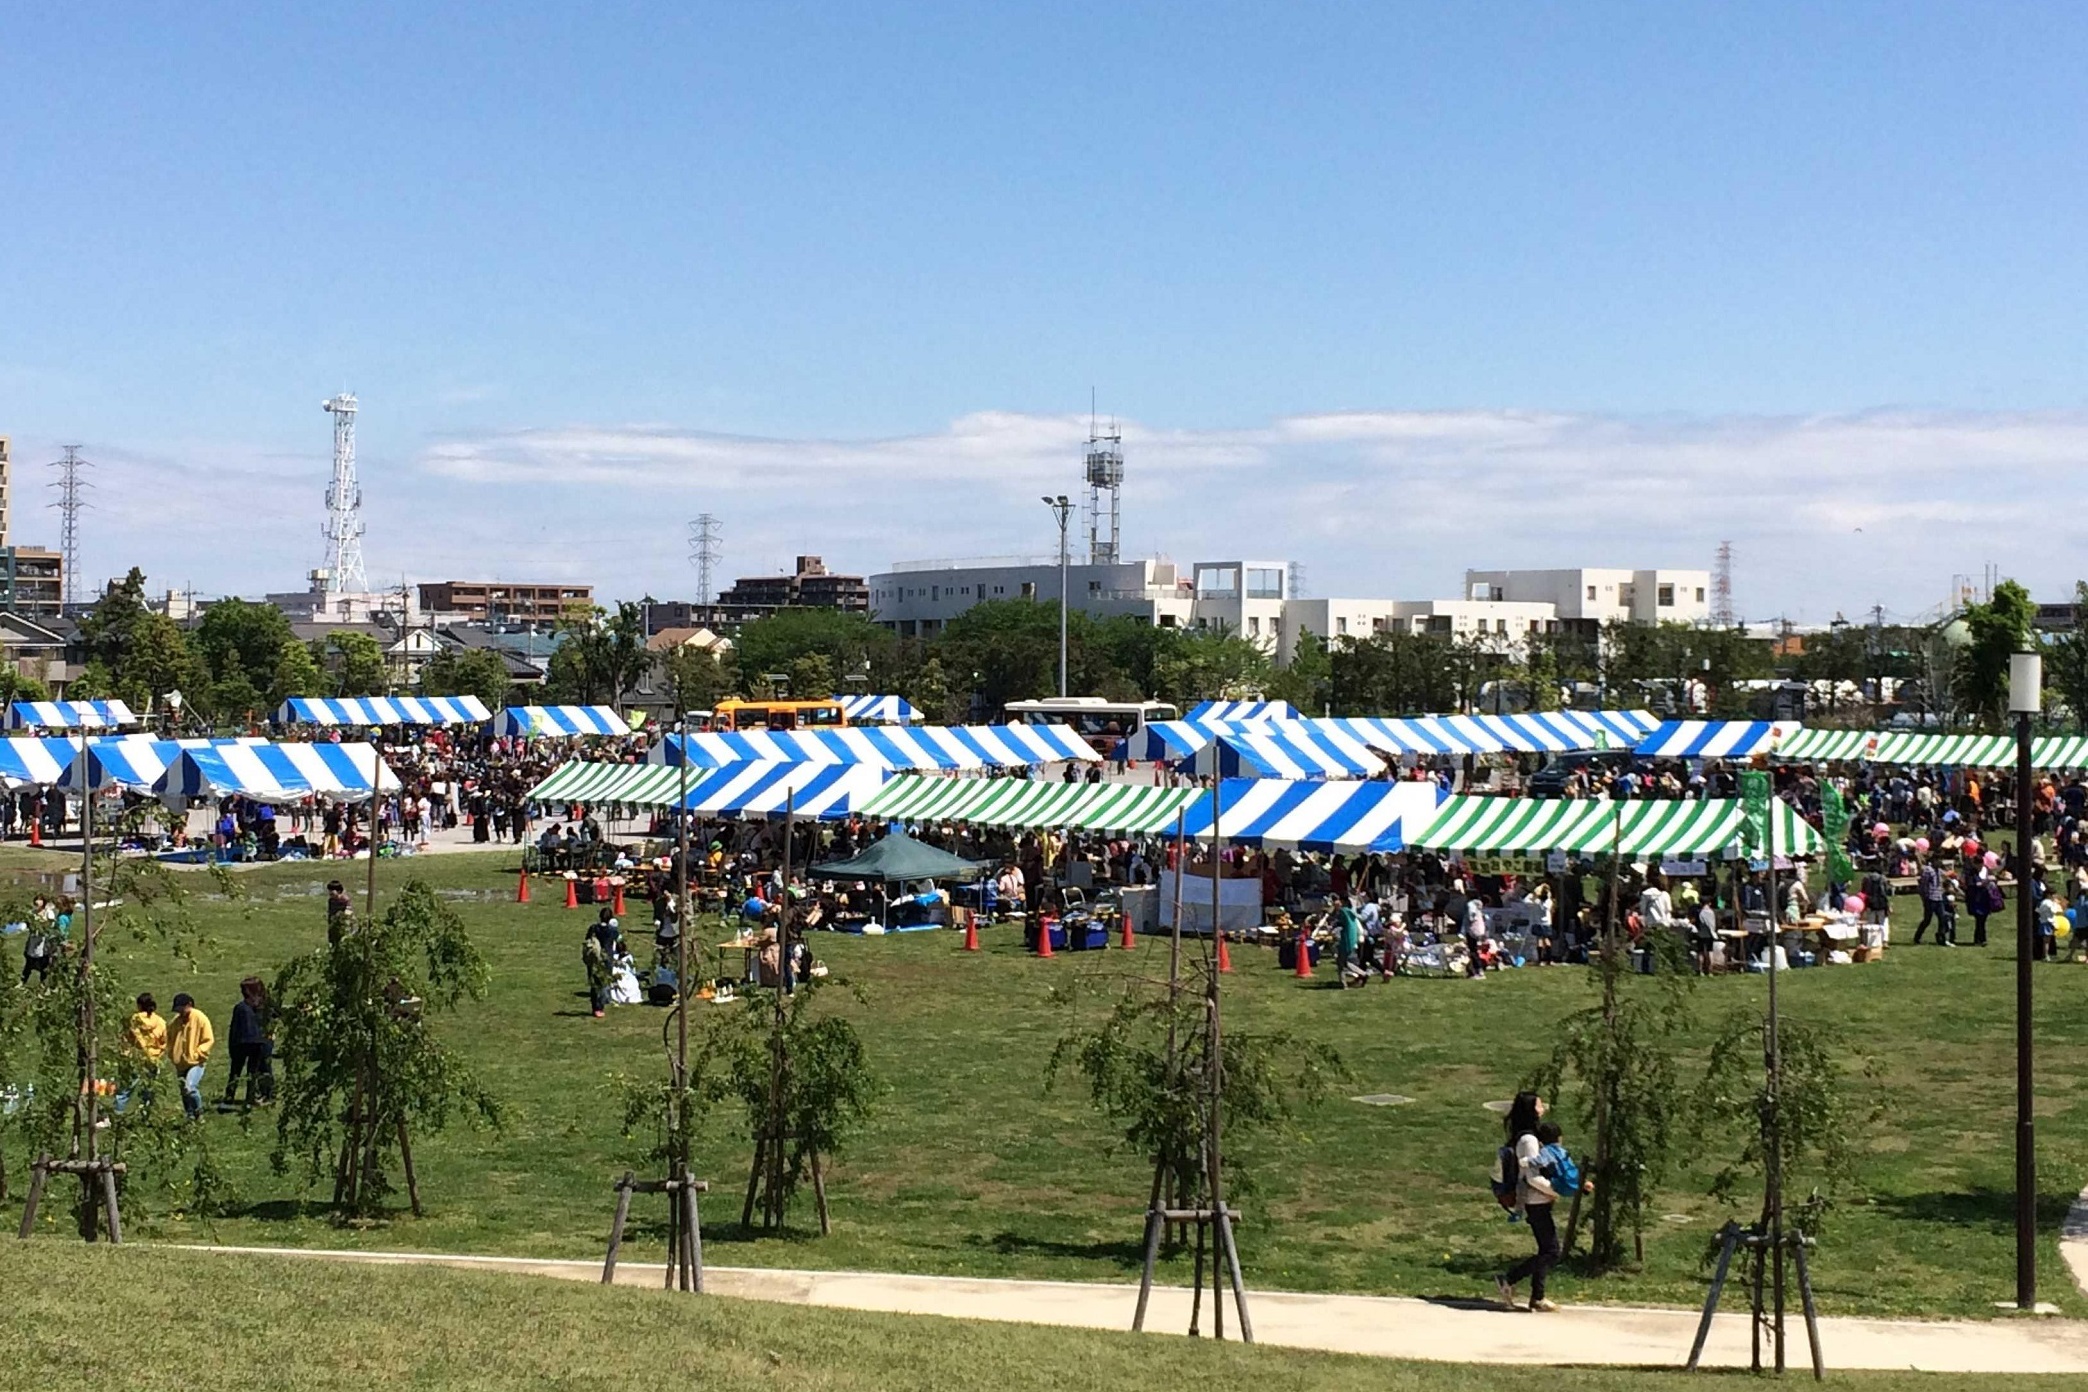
xmin=1492 ymin=1091 xmax=1589 ymax=1312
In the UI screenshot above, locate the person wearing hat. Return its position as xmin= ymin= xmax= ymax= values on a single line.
xmin=167 ymin=992 xmax=215 ymax=1120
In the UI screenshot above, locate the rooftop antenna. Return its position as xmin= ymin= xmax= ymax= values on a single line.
xmin=688 ymin=514 xmax=722 ymax=603
xmin=1083 ymin=393 xmax=1124 ymax=566
xmin=47 ymin=445 xmax=92 ymax=608
xmin=320 ymin=394 xmax=367 ymax=593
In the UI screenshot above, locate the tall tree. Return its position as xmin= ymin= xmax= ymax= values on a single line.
xmin=193 ymin=599 xmax=295 ymax=698
xmin=418 ymin=647 xmax=512 ymax=710
xmin=733 ymin=608 xmax=893 ymax=694
xmin=1955 ymin=579 xmax=2036 ymax=726
xmin=2045 ymin=583 xmax=2088 ymax=730
xmin=270 ymin=641 xmax=325 ymax=706
xmin=325 ymin=633 xmax=389 ymax=697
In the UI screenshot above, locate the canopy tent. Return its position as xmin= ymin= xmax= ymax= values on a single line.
xmin=2035 ymin=736 xmax=2088 ymax=770
xmin=1176 ymin=726 xmax=1386 ymax=780
xmin=52 ymin=738 xmax=178 ymax=792
xmin=806 ymin=833 xmax=988 ymax=883
xmin=495 ymin=705 xmax=631 ymax=737
xmin=527 ymin=760 xmax=688 ymax=809
xmin=1186 ymin=699 xmax=1297 ymax=723
xmin=836 ymin=694 xmax=920 ymax=724
xmin=1633 ymin=720 xmax=1799 ymax=760
xmin=156 ymin=742 xmax=399 ymax=803
xmin=1177 ymin=777 xmax=1443 ymax=854
xmin=680 ymin=761 xmax=884 ymax=821
xmin=1773 ymin=727 xmax=2018 ymax=768
xmin=276 ymin=696 xmax=492 ymax=727
xmin=1305 ymin=711 xmax=1660 ymax=756
xmin=652 ymin=723 xmax=1098 ymax=771
xmin=1117 ymin=717 xmax=1253 ymax=762
xmin=858 ymin=774 xmax=1207 ymax=834
xmin=8 ymin=700 xmax=139 ymax=730
xmin=1407 ymin=793 xmax=1822 ymax=858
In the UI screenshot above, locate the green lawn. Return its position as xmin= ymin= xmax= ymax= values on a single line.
xmin=4 ymin=846 xmax=2086 ymax=1321
xmin=2 ymin=1243 xmax=2077 ymax=1392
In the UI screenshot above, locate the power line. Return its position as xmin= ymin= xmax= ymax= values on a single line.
xmin=47 ymin=445 xmax=92 ymax=608
xmin=687 ymin=514 xmax=722 ymax=603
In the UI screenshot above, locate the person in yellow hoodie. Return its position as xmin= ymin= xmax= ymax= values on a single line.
xmin=113 ymin=993 xmax=167 ymax=1116
xmin=168 ymin=992 xmax=214 ymax=1120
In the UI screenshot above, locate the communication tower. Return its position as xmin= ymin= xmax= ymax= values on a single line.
xmin=1711 ymin=540 xmax=1734 ymax=627
xmin=320 ymin=394 xmax=367 ymax=593
xmin=1083 ymin=409 xmax=1124 ymax=566
xmin=47 ymin=445 xmax=91 ymax=608
xmin=688 ymin=514 xmax=722 ymax=603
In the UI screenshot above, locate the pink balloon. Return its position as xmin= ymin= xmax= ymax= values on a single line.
xmin=1985 ymin=851 xmax=2001 ymax=870
xmin=1842 ymin=894 xmax=1865 ymax=915
xmin=1914 ymin=837 xmax=1931 ymax=854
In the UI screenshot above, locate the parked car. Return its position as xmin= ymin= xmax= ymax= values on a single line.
xmin=1526 ymin=749 xmax=1640 ymax=798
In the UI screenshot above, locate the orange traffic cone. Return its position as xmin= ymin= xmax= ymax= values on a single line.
xmin=1036 ymin=916 xmax=1055 ymax=958
xmin=28 ymin=818 xmax=40 ymax=847
xmin=1294 ymin=931 xmax=1314 ymax=979
xmin=564 ymin=878 xmax=579 ymax=910
xmin=612 ymin=883 xmax=626 ymax=917
xmin=963 ymin=914 xmax=980 ymax=952
xmin=1119 ymin=912 xmax=1135 ymax=950
xmin=1216 ymin=934 xmax=1233 ymax=974
xmin=516 ymin=867 xmax=531 ymax=903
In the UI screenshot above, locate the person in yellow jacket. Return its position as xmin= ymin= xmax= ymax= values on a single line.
xmin=114 ymin=993 xmax=167 ymax=1115
xmin=168 ymin=993 xmax=214 ymax=1120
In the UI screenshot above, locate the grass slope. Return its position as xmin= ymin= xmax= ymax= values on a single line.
xmin=1 ymin=1244 xmax=2077 ymax=1392
xmin=2 ymin=846 xmax=2085 ymax=1319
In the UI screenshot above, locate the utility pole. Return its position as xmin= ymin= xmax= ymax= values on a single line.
xmin=47 ymin=447 xmax=92 ymax=609
xmin=1042 ymin=495 xmax=1072 ymax=697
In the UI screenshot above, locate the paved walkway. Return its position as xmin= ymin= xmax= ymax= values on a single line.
xmin=170 ymin=1244 xmax=2088 ymax=1374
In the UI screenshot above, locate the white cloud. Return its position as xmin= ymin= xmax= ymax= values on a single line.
xmin=21 ymin=407 xmax=2088 ymax=625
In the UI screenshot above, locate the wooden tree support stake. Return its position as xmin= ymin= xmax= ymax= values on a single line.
xmin=16 ymin=1154 xmax=126 ymax=1244
xmin=602 ymin=1169 xmax=710 ymax=1291
xmin=1131 ymin=1202 xmax=1251 ymax=1341
xmin=1686 ymin=1222 xmax=1824 ymax=1380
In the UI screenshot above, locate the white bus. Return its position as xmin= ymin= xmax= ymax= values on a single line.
xmin=1002 ymin=697 xmax=1179 ymax=759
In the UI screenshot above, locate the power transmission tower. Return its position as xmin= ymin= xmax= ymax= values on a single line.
xmin=688 ymin=514 xmax=722 ymax=603
xmin=320 ymin=394 xmax=367 ymax=593
xmin=47 ymin=446 xmax=92 ymax=609
xmin=1712 ymin=541 xmax=1735 ymax=627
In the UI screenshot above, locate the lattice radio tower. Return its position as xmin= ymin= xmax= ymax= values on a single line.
xmin=688 ymin=514 xmax=722 ymax=603
xmin=1712 ymin=540 xmax=1735 ymax=627
xmin=1083 ymin=399 xmax=1124 ymax=566
xmin=47 ymin=445 xmax=92 ymax=608
xmin=320 ymin=393 xmax=367 ymax=593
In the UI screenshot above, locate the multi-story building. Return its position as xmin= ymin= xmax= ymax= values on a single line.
xmin=1462 ymin=568 xmax=1711 ymax=632
xmin=417 ymin=579 xmax=593 ymax=628
xmin=1281 ymin=596 xmax=1560 ymax=662
xmin=0 ymin=546 xmax=65 ymax=619
xmin=716 ymin=556 xmax=869 ymax=615
xmin=869 ymin=556 xmax=1194 ymax=639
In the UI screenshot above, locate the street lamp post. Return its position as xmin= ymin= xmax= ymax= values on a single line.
xmin=1042 ymin=495 xmax=1072 ymax=698
xmin=2010 ymin=648 xmax=2041 ymax=1311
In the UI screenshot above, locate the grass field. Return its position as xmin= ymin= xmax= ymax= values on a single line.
xmin=3 ymin=845 xmax=2086 ymax=1321
xmin=4 ymin=1243 xmax=2080 ymax=1392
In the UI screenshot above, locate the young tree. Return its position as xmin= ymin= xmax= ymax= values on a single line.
xmin=271 ymin=880 xmax=501 ymax=1217
xmin=1955 ymin=580 xmax=2037 ymax=726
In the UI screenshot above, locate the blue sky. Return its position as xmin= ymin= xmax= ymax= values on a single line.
xmin=6 ymin=3 xmax=2088 ymax=620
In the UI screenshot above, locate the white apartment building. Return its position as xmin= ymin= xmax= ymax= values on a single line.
xmin=1281 ymin=597 xmax=1559 ymax=662
xmin=869 ymin=557 xmax=1192 ymax=639
xmin=1463 ymin=568 xmax=1711 ymax=630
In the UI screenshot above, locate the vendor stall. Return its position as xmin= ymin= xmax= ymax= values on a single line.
xmin=1632 ymin=720 xmax=1800 ymax=760
xmin=496 ymin=705 xmax=632 ymax=737
xmin=651 ymin=723 xmax=1098 ymax=771
xmin=7 ymin=700 xmax=140 ymax=730
xmin=859 ymin=774 xmax=1204 ymax=833
xmin=277 ymin=696 xmax=492 ymax=727
xmin=1175 ymin=726 xmax=1385 ymax=780
xmin=836 ymin=694 xmax=920 ymax=725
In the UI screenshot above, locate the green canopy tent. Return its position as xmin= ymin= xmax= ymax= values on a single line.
xmin=807 ymin=832 xmax=990 ymax=930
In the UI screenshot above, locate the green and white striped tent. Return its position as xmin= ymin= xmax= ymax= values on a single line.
xmin=859 ymin=775 xmax=1206 ymax=834
xmin=527 ymin=761 xmax=689 ymax=809
xmin=1408 ymin=795 xmax=1821 ymax=859
xmin=1774 ymin=729 xmax=2016 ymax=767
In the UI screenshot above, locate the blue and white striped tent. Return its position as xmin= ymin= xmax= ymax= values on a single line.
xmin=495 ymin=705 xmax=631 ymax=737
xmin=1179 ymin=778 xmax=1443 ymax=853
xmin=1177 ymin=727 xmax=1387 ymax=780
xmin=653 ymin=723 xmax=1098 ymax=771
xmin=681 ymin=760 xmax=885 ymax=821
xmin=277 ymin=696 xmax=492 ymax=727
xmin=1185 ymin=700 xmax=1298 ymax=724
xmin=1312 ymin=711 xmax=1660 ymax=756
xmin=0 ymin=736 xmax=267 ymax=790
xmin=157 ymin=742 xmax=399 ymax=802
xmin=7 ymin=700 xmax=139 ymax=730
xmin=837 ymin=694 xmax=921 ymax=725
xmin=1633 ymin=720 xmax=1799 ymax=760
xmin=1117 ymin=717 xmax=1254 ymax=762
